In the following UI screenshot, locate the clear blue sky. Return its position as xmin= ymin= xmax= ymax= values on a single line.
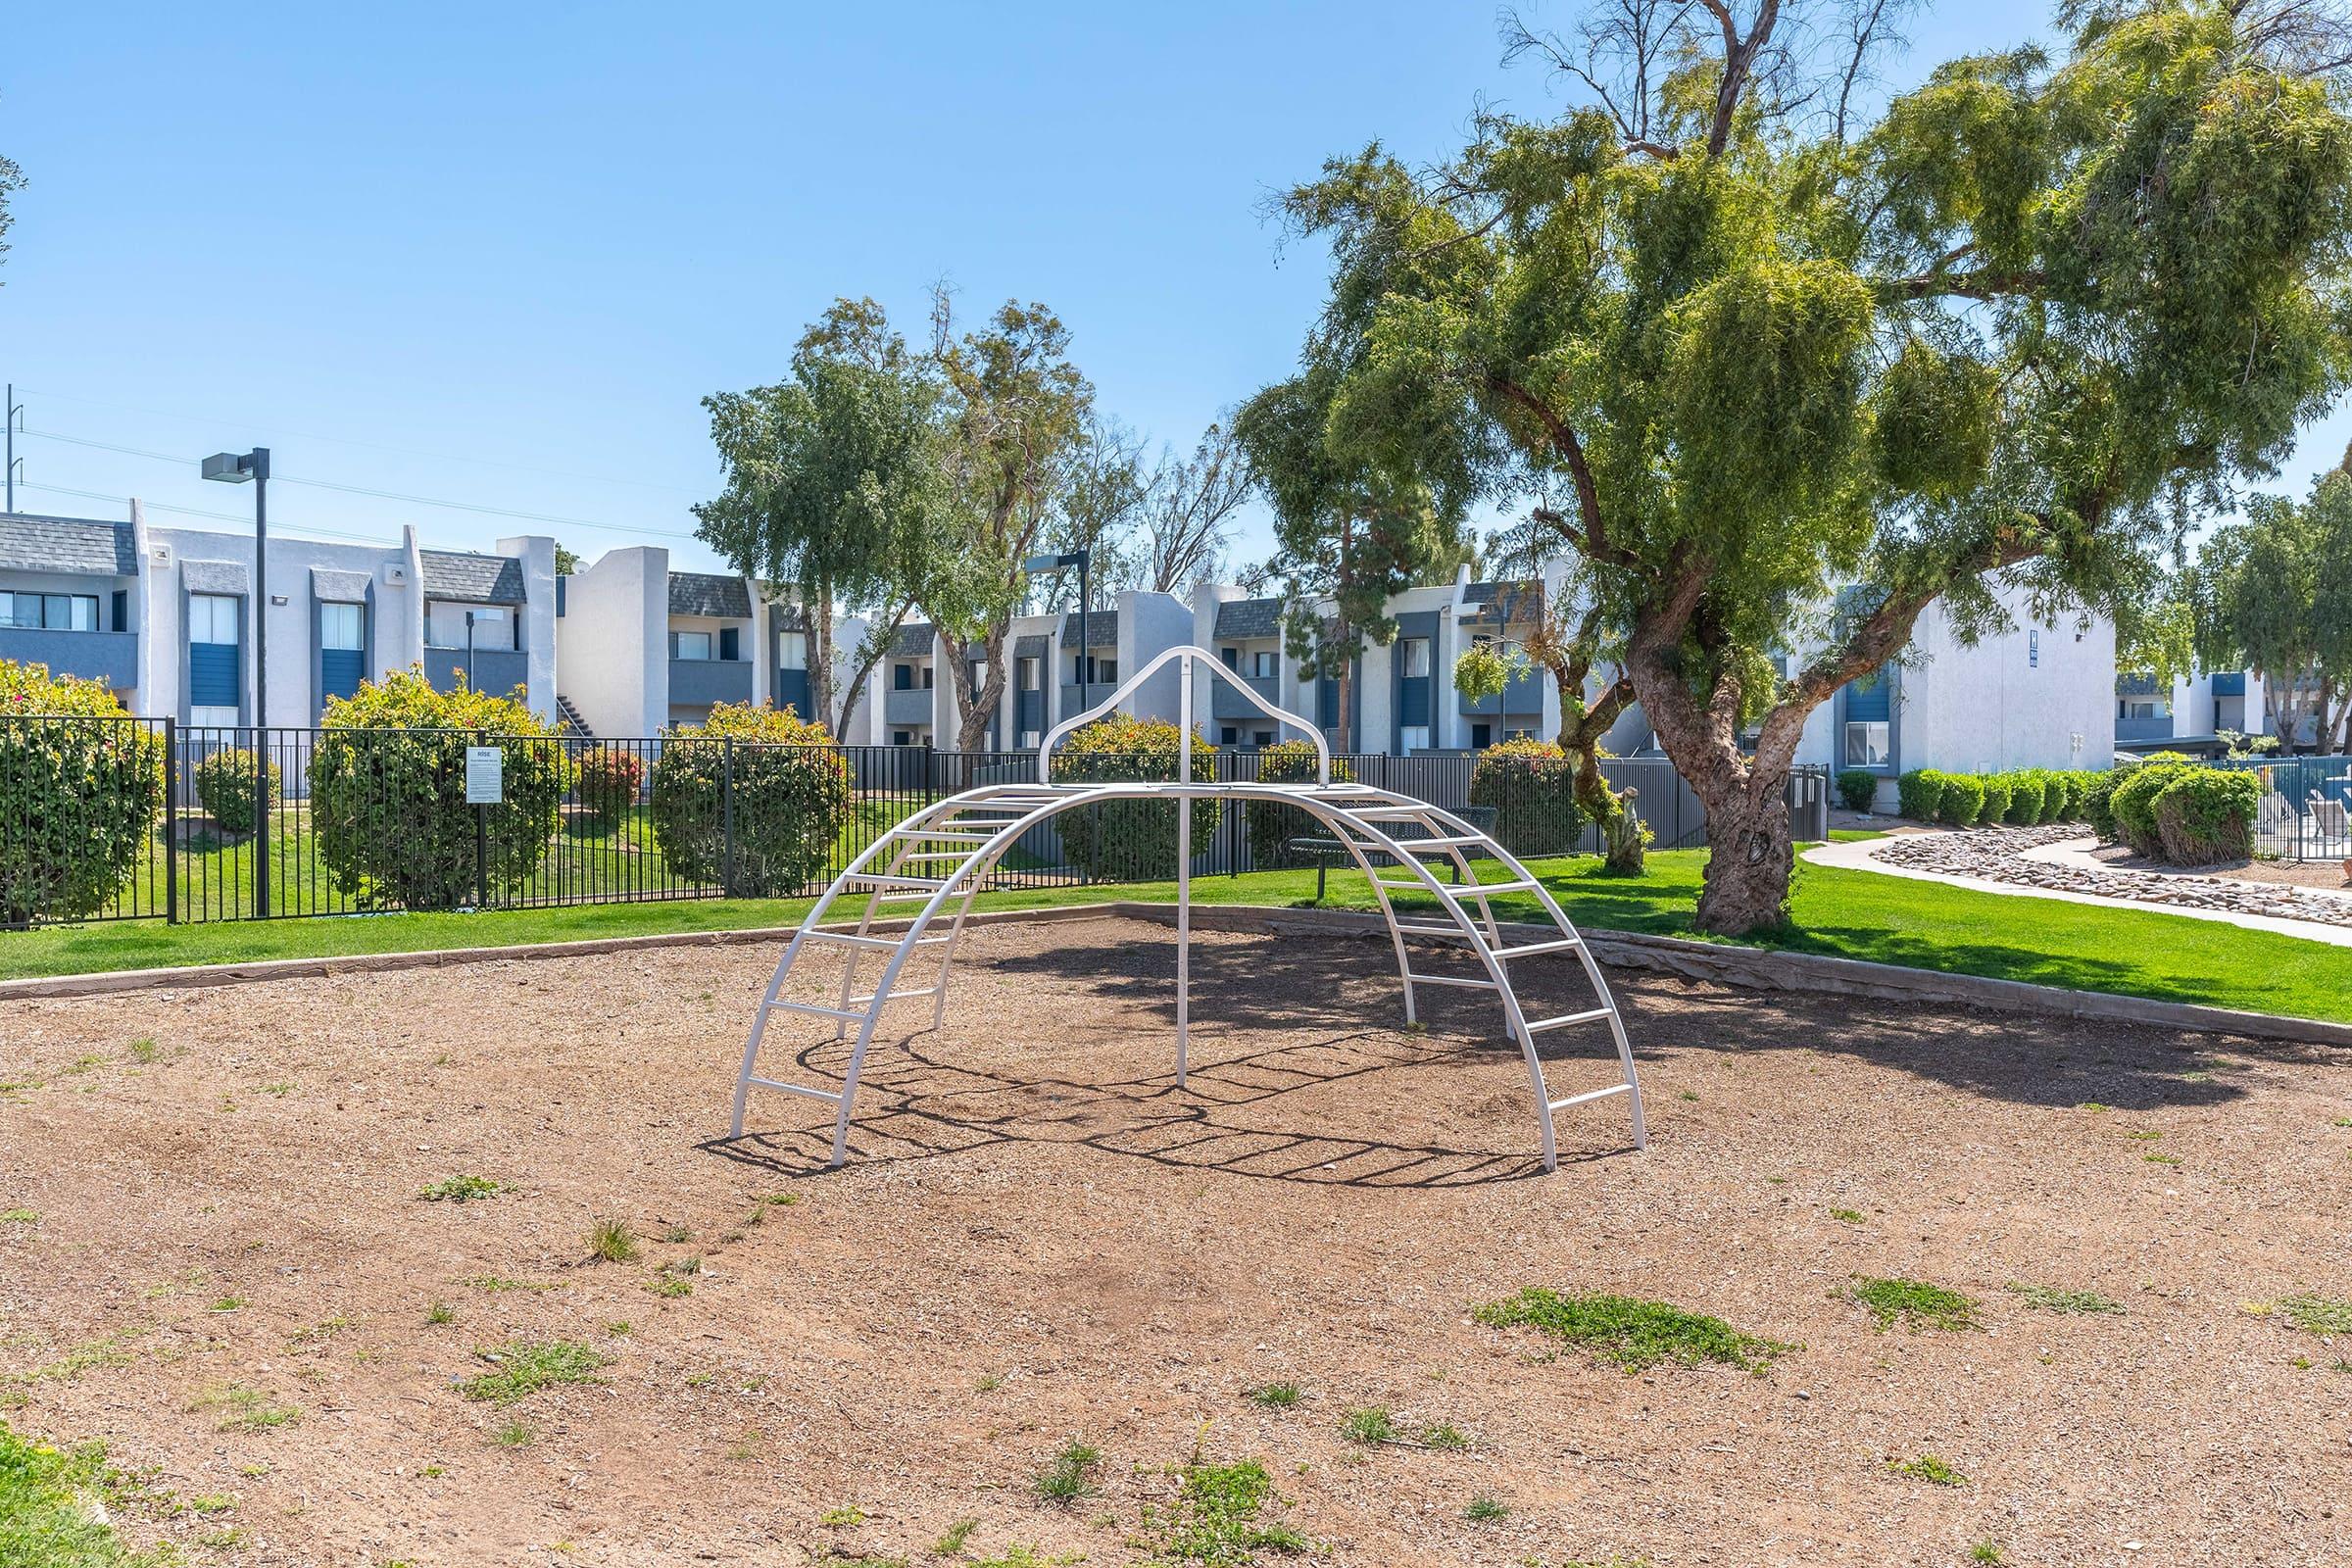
xmin=5 ymin=1 xmax=2346 ymax=572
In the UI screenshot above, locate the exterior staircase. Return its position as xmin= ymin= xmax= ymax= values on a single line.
xmin=555 ymin=694 xmax=594 ymax=737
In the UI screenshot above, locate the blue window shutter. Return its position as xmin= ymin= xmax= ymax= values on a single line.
xmin=1844 ymin=672 xmax=1890 ymax=722
xmin=190 ymin=643 xmax=241 ymax=709
xmin=321 ymin=648 xmax=366 ymax=702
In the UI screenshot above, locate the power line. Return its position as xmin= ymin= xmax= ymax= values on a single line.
xmin=20 ymin=383 xmax=710 ymax=496
xmin=19 ymin=424 xmax=700 ymax=542
xmin=18 ymin=480 xmax=400 ymax=546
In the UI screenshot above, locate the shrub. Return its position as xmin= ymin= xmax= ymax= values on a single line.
xmin=1468 ymin=737 xmax=1584 ymax=856
xmin=0 ymin=662 xmax=166 ymax=924
xmin=649 ymin=703 xmax=848 ymax=896
xmin=573 ymin=745 xmax=644 ymax=828
xmin=1248 ymin=738 xmax=1353 ymax=869
xmin=2002 ymin=772 xmax=2045 ymax=826
xmin=308 ymin=668 xmax=574 ymax=910
xmin=1835 ymin=768 xmax=1880 ymax=812
xmin=2151 ymin=768 xmax=2258 ymax=864
xmin=1895 ymin=768 xmax=1945 ymax=821
xmin=1978 ymin=772 xmax=2014 ymax=826
xmin=1051 ymin=714 xmax=1221 ymax=881
xmin=191 ymin=746 xmax=279 ymax=836
xmin=1936 ymin=771 xmax=1985 ymax=827
xmin=2108 ymin=761 xmax=2192 ymax=857
xmin=2082 ymin=767 xmax=2127 ymax=837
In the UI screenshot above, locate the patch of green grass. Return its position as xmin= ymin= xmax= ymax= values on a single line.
xmin=183 ymin=1494 xmax=235 ymax=1515
xmin=587 ymin=1217 xmax=638 ymax=1263
xmin=1244 ymin=1382 xmax=1300 ymax=1409
xmin=931 ymin=1519 xmax=979 ymax=1556
xmin=208 ymin=1297 xmax=246 ymax=1312
xmin=644 ymin=1274 xmax=693 ymax=1298
xmin=2006 ymin=1283 xmax=2124 ymax=1315
xmin=418 ymin=1175 xmax=502 ymax=1203
xmin=661 ymin=1224 xmax=693 ymax=1244
xmin=1889 ymin=1453 xmax=1969 ymax=1487
xmin=822 ymin=1504 xmax=869 ymax=1527
xmin=1463 ymin=1494 xmax=1509 ymax=1523
xmin=2278 ymin=1294 xmax=2352 ymax=1336
xmin=2127 ymin=1128 xmax=2163 ymax=1140
xmin=1849 ymin=1277 xmax=1979 ymax=1333
xmin=1149 ymin=1456 xmax=1310 ymax=1562
xmin=0 ymin=1207 xmax=36 ymax=1224
xmin=1338 ymin=1406 xmax=1395 ymax=1446
xmin=491 ymin=1420 xmax=533 ymax=1448
xmin=2143 ymin=1152 xmax=2181 ymax=1166
xmin=0 ymin=1421 xmax=167 ymax=1567
xmin=127 ymin=1039 xmax=161 ymax=1064
xmin=1417 ymin=1421 xmax=1469 ymax=1451
xmin=1970 ymin=1542 xmax=2004 ymax=1564
xmin=462 ymin=1275 xmax=556 ymax=1294
xmin=1031 ymin=1440 xmax=1101 ymax=1503
xmin=457 ymin=1340 xmax=611 ymax=1405
xmin=188 ymin=1384 xmax=299 ymax=1433
xmin=1828 ymin=1207 xmax=1864 ymax=1224
xmin=1474 ymin=1288 xmax=1793 ymax=1373
xmin=425 ymin=1300 xmax=456 ymax=1326
xmin=21 ymin=1328 xmax=147 ymax=1384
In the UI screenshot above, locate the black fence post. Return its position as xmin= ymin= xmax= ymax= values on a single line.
xmin=253 ymin=728 xmax=271 ymax=918
xmin=720 ymin=736 xmax=737 ymax=896
xmin=164 ymin=717 xmax=178 ymax=925
xmin=473 ymin=728 xmax=489 ymax=910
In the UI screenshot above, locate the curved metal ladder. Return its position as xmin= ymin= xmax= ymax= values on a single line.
xmin=729 ymin=647 xmax=1645 ymax=1172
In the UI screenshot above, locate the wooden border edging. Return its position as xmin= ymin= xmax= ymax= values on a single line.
xmin=4 ymin=899 xmax=2347 ymax=1051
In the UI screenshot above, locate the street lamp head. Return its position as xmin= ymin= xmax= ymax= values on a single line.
xmin=1021 ymin=550 xmax=1090 ymax=574
xmin=201 ymin=448 xmax=269 ymax=484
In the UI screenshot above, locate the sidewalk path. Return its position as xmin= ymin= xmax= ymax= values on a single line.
xmin=1803 ymin=825 xmax=2352 ymax=948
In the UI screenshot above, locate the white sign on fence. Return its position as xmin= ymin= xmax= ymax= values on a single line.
xmin=464 ymin=746 xmax=505 ymax=806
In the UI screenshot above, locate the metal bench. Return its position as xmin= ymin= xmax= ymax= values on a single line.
xmin=1286 ymin=804 xmax=1501 ymax=901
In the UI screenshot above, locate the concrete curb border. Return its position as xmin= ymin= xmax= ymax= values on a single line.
xmin=5 ymin=899 xmax=2346 ymax=1051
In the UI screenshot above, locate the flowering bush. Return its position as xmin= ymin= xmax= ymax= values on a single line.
xmin=192 ymin=747 xmax=279 ymax=836
xmin=574 ymin=745 xmax=645 ymax=828
xmin=649 ymin=703 xmax=848 ymax=896
xmin=0 ymin=661 xmax=165 ymax=924
xmin=1468 ymin=737 xmax=1583 ymax=856
xmin=1053 ymin=714 xmax=1221 ymax=881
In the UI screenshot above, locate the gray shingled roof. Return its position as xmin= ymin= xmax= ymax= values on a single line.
xmin=1013 ymin=632 xmax=1050 ymax=661
xmin=1462 ymin=578 xmax=1544 ymax=626
xmin=890 ymin=622 xmax=935 ymax=658
xmin=1213 ymin=597 xmax=1284 ymax=640
xmin=667 ymin=570 xmax=752 ymax=618
xmin=2116 ymin=672 xmax=2162 ymax=698
xmin=0 ymin=513 xmax=137 ymax=576
xmin=419 ymin=549 xmax=526 ymax=605
xmin=1058 ymin=610 xmax=1119 ymax=649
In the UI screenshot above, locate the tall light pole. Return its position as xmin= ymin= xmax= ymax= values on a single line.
xmin=201 ymin=448 xmax=271 ymax=726
xmin=5 ymin=384 xmax=22 ymax=512
xmin=1023 ymin=548 xmax=1092 ymax=715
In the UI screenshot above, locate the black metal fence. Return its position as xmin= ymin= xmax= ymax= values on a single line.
xmin=2209 ymin=754 xmax=2352 ymax=861
xmin=0 ymin=714 xmax=1829 ymax=928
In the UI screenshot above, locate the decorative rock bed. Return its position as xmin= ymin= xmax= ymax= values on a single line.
xmin=1870 ymin=824 xmax=2352 ymax=931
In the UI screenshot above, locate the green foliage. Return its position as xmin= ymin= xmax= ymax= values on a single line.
xmin=192 ymin=747 xmax=278 ymax=836
xmin=1890 ymin=1453 xmax=1969 ymax=1488
xmin=2195 ymin=468 xmax=2352 ymax=747
xmin=2109 ymin=761 xmax=2193 ymax=857
xmin=457 ymin=1340 xmax=610 ymax=1404
xmin=1473 ymin=1288 xmax=1792 ymax=1373
xmin=1978 ymin=773 xmax=2014 ymax=826
xmin=0 ymin=662 xmax=165 ymax=925
xmin=1895 ymin=769 xmax=1946 ymax=822
xmin=1245 ymin=1382 xmax=1302 ymax=1409
xmin=1451 ymin=639 xmax=1520 ymax=705
xmin=1053 ymin=715 xmax=1221 ymax=880
xmin=1030 ymin=1440 xmax=1100 ymax=1504
xmin=308 ymin=669 xmax=573 ymax=910
xmin=1248 ymin=740 xmax=1352 ymax=870
xmin=1936 ymin=772 xmax=1986 ymax=827
xmin=1149 ymin=1456 xmax=1310 ymax=1563
xmin=1338 ymin=1406 xmax=1395 ymax=1446
xmin=1834 ymin=769 xmax=1880 ymax=812
xmin=2278 ymin=1294 xmax=2352 ymax=1336
xmin=2002 ymin=772 xmax=2046 ymax=825
xmin=649 ymin=702 xmax=849 ymax=896
xmin=1468 ymin=737 xmax=1584 ymax=857
xmin=2149 ymin=767 xmax=2259 ymax=863
xmin=573 ymin=746 xmax=643 ymax=829
xmin=2006 ymin=1282 xmax=2123 ymax=1315
xmin=417 ymin=1175 xmax=501 ymax=1203
xmin=1850 ymin=1276 xmax=1979 ymax=1333
xmin=0 ymin=1421 xmax=165 ymax=1567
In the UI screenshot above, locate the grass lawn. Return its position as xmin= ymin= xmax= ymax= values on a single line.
xmin=6 ymin=839 xmax=2350 ymax=1025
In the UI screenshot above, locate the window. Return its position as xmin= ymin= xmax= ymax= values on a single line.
xmin=1400 ymin=638 xmax=1431 ymax=678
xmin=1220 ymin=646 xmax=1239 ymax=669
xmin=1219 ymin=725 xmax=1239 ymax=745
xmin=320 ymin=602 xmax=366 ymax=704
xmin=892 ymin=729 xmax=912 ymax=746
xmin=1017 ymin=657 xmax=1039 ymax=691
xmin=187 ymin=592 xmax=241 ymax=727
xmin=1471 ymin=722 xmax=1493 ymax=749
xmin=1019 ymin=728 xmax=1040 ymax=748
xmin=2121 ymin=699 xmax=2162 ymax=720
xmin=1074 ymin=654 xmax=1117 ymax=685
xmin=921 ymin=664 xmax=934 ymax=689
xmin=1400 ymin=724 xmax=1431 ymax=755
xmin=426 ymin=603 xmax=513 ymax=650
xmin=777 ymin=630 xmax=808 ymax=669
xmin=893 ymin=662 xmax=913 ymax=691
xmin=1843 ymin=721 xmax=1890 ymax=768
xmin=2029 ymin=629 xmax=2040 ymax=669
xmin=1252 ymin=729 xmax=1274 ymax=747
xmin=1252 ymin=650 xmax=1274 ymax=678
xmin=1099 ymin=659 xmax=1115 ymax=684
xmin=0 ymin=592 xmax=102 ymax=631
xmin=187 ymin=593 xmax=239 ymax=646
xmin=675 ymin=630 xmax=713 ymax=661
xmin=719 ymin=626 xmax=741 ymax=662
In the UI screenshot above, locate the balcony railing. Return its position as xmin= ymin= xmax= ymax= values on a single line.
xmin=0 ymin=626 xmax=138 ymax=691
xmin=669 ymin=658 xmax=753 ymax=709
xmin=424 ymin=648 xmax=529 ymax=702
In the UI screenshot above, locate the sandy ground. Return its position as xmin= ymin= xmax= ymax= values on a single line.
xmin=3 ymin=915 xmax=2350 ymax=1567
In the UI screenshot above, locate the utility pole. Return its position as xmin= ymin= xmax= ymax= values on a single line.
xmin=5 ymin=384 xmax=21 ymax=512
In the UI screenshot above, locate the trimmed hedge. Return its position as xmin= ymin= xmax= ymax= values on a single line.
xmin=2108 ymin=761 xmax=2185 ymax=857
xmin=574 ymin=745 xmax=644 ymax=830
xmin=192 ymin=746 xmax=279 ymax=836
xmin=0 ymin=661 xmax=167 ymax=924
xmin=1468 ymin=737 xmax=1585 ymax=857
xmin=649 ymin=703 xmax=848 ymax=897
xmin=1936 ymin=772 xmax=1986 ymax=826
xmin=1248 ymin=739 xmax=1353 ymax=869
xmin=2002 ymin=771 xmax=2045 ymax=826
xmin=2151 ymin=768 xmax=2259 ymax=863
xmin=1895 ymin=768 xmax=1946 ymax=821
xmin=1053 ymin=714 xmax=1221 ymax=881
xmin=1900 ymin=765 xmax=2107 ymax=828
xmin=1835 ymin=768 xmax=1880 ymax=812
xmin=309 ymin=668 xmax=575 ymax=910
xmin=1979 ymin=773 xmax=2014 ymax=826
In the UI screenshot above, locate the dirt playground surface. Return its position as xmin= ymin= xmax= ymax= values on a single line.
xmin=3 ymin=914 xmax=2350 ymax=1566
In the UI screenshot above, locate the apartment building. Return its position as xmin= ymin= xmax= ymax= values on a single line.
xmin=551 ymin=545 xmax=812 ymax=736
xmin=0 ymin=506 xmax=557 ymax=726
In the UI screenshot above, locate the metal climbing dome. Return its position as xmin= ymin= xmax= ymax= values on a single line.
xmin=730 ymin=647 xmax=1645 ymax=1171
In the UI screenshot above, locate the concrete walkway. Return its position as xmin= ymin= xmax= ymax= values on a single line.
xmin=1803 ymin=829 xmax=2352 ymax=948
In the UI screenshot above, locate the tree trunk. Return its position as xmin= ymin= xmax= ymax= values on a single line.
xmin=804 ymin=576 xmax=835 ymax=732
xmin=950 ymin=626 xmax=1010 ymax=754
xmin=1689 ymin=767 xmax=1796 ymax=933
xmin=1335 ymin=658 xmax=1353 ymax=755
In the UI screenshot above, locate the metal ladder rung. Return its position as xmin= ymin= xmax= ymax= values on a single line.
xmin=844 ymin=873 xmax=964 ymax=891
xmin=848 ymin=986 xmax=939 ymax=1006
xmin=1548 ymin=1082 xmax=1633 ymax=1111
xmin=1445 ymin=878 xmax=1539 ymax=898
xmin=894 ymin=829 xmax=996 ymax=843
xmin=803 ymin=930 xmax=950 ymax=952
xmin=1493 ymin=937 xmax=1581 ymax=958
xmin=1526 ymin=1006 xmax=1614 ymax=1033
xmin=1393 ymin=922 xmax=1474 ymax=939
xmin=746 ymin=1076 xmax=844 ymax=1103
xmin=761 ymin=999 xmax=871 ymax=1022
xmin=1403 ymin=971 xmax=1498 ymax=990
xmin=897 ymin=851 xmax=985 ymax=863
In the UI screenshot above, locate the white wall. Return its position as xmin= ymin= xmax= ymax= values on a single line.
xmin=496 ymin=535 xmax=561 ymax=723
xmin=1118 ymin=590 xmax=1194 ymax=722
xmin=557 ymin=546 xmax=667 ymax=738
xmin=1891 ymin=588 xmax=2116 ymax=776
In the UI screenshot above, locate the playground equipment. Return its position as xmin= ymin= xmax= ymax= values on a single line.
xmin=729 ymin=647 xmax=1645 ymax=1170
